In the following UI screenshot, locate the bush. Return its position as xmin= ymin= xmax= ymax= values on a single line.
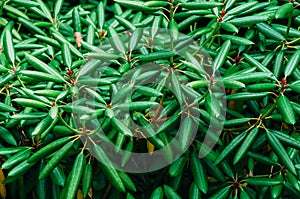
xmin=0 ymin=0 xmax=300 ymax=198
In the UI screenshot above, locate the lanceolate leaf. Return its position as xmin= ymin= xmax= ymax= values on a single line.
xmin=276 ymin=94 xmax=296 ymax=125
xmin=93 ymin=145 xmax=125 ymax=192
xmin=65 ymin=152 xmax=85 ymax=199
xmin=244 ymin=177 xmax=282 ymax=186
xmin=220 ymin=35 xmax=254 ymax=45
xmin=284 ymin=49 xmax=300 ymax=78
xmin=25 ymin=53 xmax=65 ymax=82
xmin=213 ymin=40 xmax=231 ymax=73
xmin=226 ymin=92 xmax=269 ymax=101
xmin=3 ymin=28 xmax=15 ymax=65
xmin=0 ymin=0 xmax=300 ymax=198
xmin=214 ymin=131 xmax=247 ymax=165
xmin=190 ymin=150 xmax=208 ymax=193
xmin=234 ymin=127 xmax=259 ymax=164
xmin=266 ymin=130 xmax=297 ymax=175
xmin=256 ymin=22 xmax=286 ymax=41
xmin=243 ymin=53 xmax=272 ymax=74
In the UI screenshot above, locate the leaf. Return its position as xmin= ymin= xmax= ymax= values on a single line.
xmin=276 ymin=94 xmax=296 ymax=125
xmin=93 ymin=145 xmax=125 ymax=192
xmin=65 ymin=153 xmax=85 ymax=199
xmin=266 ymin=130 xmax=296 ymax=175
xmin=129 ymin=28 xmax=143 ymax=51
xmin=221 ymin=79 xmax=246 ymax=89
xmin=179 ymin=116 xmax=196 ymax=151
xmin=214 ymin=131 xmax=247 ymax=165
xmin=108 ymin=26 xmax=125 ymax=54
xmin=226 ymin=92 xmax=269 ymax=101
xmin=111 ymin=117 xmax=133 ymax=136
xmin=163 ymin=185 xmax=182 ymax=199
xmin=180 ymin=2 xmax=223 ymax=10
xmin=190 ymin=150 xmax=208 ymax=193
xmin=224 ymin=72 xmax=273 ymax=83
xmin=0 ymin=102 xmax=16 ymax=112
xmin=256 ymin=22 xmax=286 ymax=41
xmin=82 ymin=162 xmax=92 ymax=197
xmin=284 ymin=49 xmax=300 ymax=78
xmin=2 ymin=148 xmax=31 ymax=169
xmin=0 ymin=126 xmax=17 ymax=146
xmin=39 ymin=141 xmax=74 ymax=180
xmin=243 ymin=53 xmax=272 ymax=74
xmin=169 ymin=19 xmax=179 ymax=40
xmin=12 ymin=98 xmax=49 ymax=109
xmin=169 ymin=155 xmax=188 ymax=177
xmin=137 ymin=51 xmax=176 ymax=62
xmin=234 ymin=127 xmax=259 ymax=164
xmin=229 ymin=16 xmax=269 ymax=27
xmin=3 ymin=28 xmax=15 ymax=65
xmin=62 ymin=43 xmax=72 ymax=69
xmin=244 ymin=177 xmax=282 ymax=186
xmin=226 ymin=1 xmax=258 ymax=16
xmin=220 ymin=35 xmax=254 ymax=45
xmin=116 ymin=101 xmax=159 ymax=111
xmin=247 ymin=151 xmax=279 ymax=166
xmin=150 ymin=186 xmax=163 ymax=199
xmin=213 ymin=40 xmax=231 ymax=72
xmin=25 ymin=53 xmax=65 ymax=82
xmin=20 ymin=70 xmax=65 ymax=83
xmin=36 ymin=0 xmax=52 ymax=21
xmin=209 ymin=186 xmax=230 ymax=199
xmin=114 ymin=0 xmax=159 ymax=12
xmin=275 ymin=3 xmax=293 ymax=19
xmin=27 ymin=137 xmax=71 ymax=163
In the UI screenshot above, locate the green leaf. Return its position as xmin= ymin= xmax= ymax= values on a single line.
xmin=229 ymin=16 xmax=269 ymax=27
xmin=214 ymin=131 xmax=247 ymax=165
xmin=208 ymin=186 xmax=230 ymax=199
xmin=188 ymin=182 xmax=201 ymax=199
xmin=169 ymin=155 xmax=188 ymax=177
xmin=0 ymin=102 xmax=16 ymax=112
xmin=111 ymin=117 xmax=133 ymax=136
xmin=180 ymin=2 xmax=223 ymax=10
xmin=276 ymin=94 xmax=296 ymax=125
xmin=115 ymin=101 xmax=159 ymax=111
xmin=226 ymin=92 xmax=269 ymax=101
xmin=275 ymin=3 xmax=294 ymax=19
xmin=256 ymin=22 xmax=286 ymax=41
xmin=114 ymin=0 xmax=159 ymax=12
xmin=266 ymin=130 xmax=296 ymax=175
xmin=93 ymin=145 xmax=125 ymax=192
xmin=284 ymin=49 xmax=300 ymax=78
xmin=39 ymin=141 xmax=74 ymax=180
xmin=27 ymin=137 xmax=72 ymax=163
xmin=150 ymin=186 xmax=163 ymax=199
xmin=12 ymin=98 xmax=49 ymax=109
xmin=244 ymin=177 xmax=282 ymax=186
xmin=213 ymin=40 xmax=231 ymax=72
xmin=220 ymin=35 xmax=254 ymax=45
xmin=3 ymin=28 xmax=15 ymax=65
xmin=137 ymin=51 xmax=176 ymax=62
xmin=163 ymin=185 xmax=182 ymax=199
xmin=25 ymin=53 xmax=65 ymax=82
xmin=65 ymin=153 xmax=85 ymax=199
xmin=234 ymin=127 xmax=259 ymax=164
xmin=20 ymin=70 xmax=65 ymax=83
xmin=243 ymin=53 xmax=272 ymax=74
xmin=226 ymin=1 xmax=258 ymax=16
xmin=2 ymin=148 xmax=31 ymax=169
xmin=190 ymin=150 xmax=208 ymax=193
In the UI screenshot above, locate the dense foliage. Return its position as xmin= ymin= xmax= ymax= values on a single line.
xmin=0 ymin=0 xmax=300 ymax=198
